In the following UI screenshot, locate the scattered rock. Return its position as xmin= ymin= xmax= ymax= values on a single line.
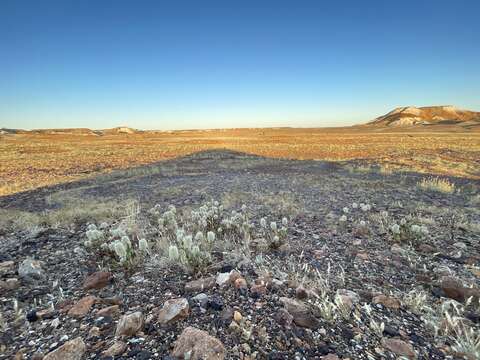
xmin=51 ymin=318 xmax=61 ymax=329
xmin=88 ymin=326 xmax=101 ymax=338
xmin=102 ymin=340 xmax=127 ymax=357
xmin=36 ymin=307 xmax=55 ymax=320
xmin=280 ymin=297 xmax=319 ymax=329
xmin=216 ymin=272 xmax=231 ymax=287
xmin=336 ymin=289 xmax=360 ymax=305
xmin=192 ymin=293 xmax=209 ymax=308
xmin=234 ymin=277 xmax=247 ymax=290
xmin=417 ymin=244 xmax=435 ymax=254
xmin=440 ymin=276 xmax=467 ymax=302
xmin=321 ymin=354 xmax=340 ymax=360
xmin=0 ymin=260 xmax=15 ymax=275
xmin=295 ymin=285 xmax=309 ymax=299
xmin=383 ymin=325 xmax=400 ymax=337
xmin=453 ymin=242 xmax=467 ymax=250
xmin=275 ymin=308 xmax=294 ymax=328
xmin=250 ymin=283 xmax=267 ymax=297
xmin=208 ymin=296 xmax=224 ymax=311
xmin=355 ymin=252 xmax=369 ymax=261
xmin=229 ymin=270 xmax=242 ymax=283
xmin=116 ymin=311 xmax=144 ymax=337
xmin=18 ymin=258 xmax=45 ymax=283
xmin=381 ymin=338 xmax=416 ymax=359
xmin=157 ymin=298 xmax=189 ymax=325
xmin=0 ymin=278 xmax=20 ymax=290
xmin=82 ymin=271 xmax=112 ymax=290
xmin=233 ymin=310 xmax=242 ymax=323
xmin=391 ymin=244 xmax=406 ymax=255
xmin=185 ymin=277 xmax=216 ymax=292
xmin=67 ymin=295 xmax=97 ymax=317
xmin=26 ymin=309 xmax=38 ymax=322
xmin=43 ymin=337 xmax=86 ymax=360
xmin=96 ymin=305 xmax=120 ymax=318
xmin=372 ymin=294 xmax=401 ymax=309
xmin=102 ymin=296 xmax=123 ymax=306
xmin=172 ymin=326 xmax=225 ymax=360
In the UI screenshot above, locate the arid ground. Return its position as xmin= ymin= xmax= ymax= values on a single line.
xmin=0 ymin=148 xmax=479 ymax=359
xmin=1 ymin=128 xmax=479 ymax=196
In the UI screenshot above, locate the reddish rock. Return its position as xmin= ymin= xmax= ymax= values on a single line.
xmin=102 ymin=341 xmax=127 ymax=357
xmin=172 ymin=326 xmax=225 ymax=360
xmin=381 ymin=338 xmax=416 ymax=359
xmin=229 ymin=270 xmax=242 ymax=283
xmin=82 ymin=271 xmax=112 ymax=290
xmin=43 ymin=337 xmax=86 ymax=360
xmin=372 ymin=294 xmax=401 ymax=309
xmin=417 ymin=244 xmax=435 ymax=253
xmin=68 ymin=296 xmax=97 ymax=317
xmin=58 ymin=299 xmax=74 ymax=314
xmin=96 ymin=305 xmax=120 ymax=318
xmin=280 ymin=297 xmax=319 ymax=329
xmin=441 ymin=276 xmax=466 ymax=302
xmin=157 ymin=298 xmax=189 ymax=325
xmin=101 ymin=296 xmax=123 ymax=306
xmin=88 ymin=326 xmax=101 ymax=338
xmin=37 ymin=308 xmax=56 ymax=320
xmin=415 ymin=274 xmax=432 ymax=284
xmin=295 ymin=285 xmax=309 ymax=299
xmin=234 ymin=277 xmax=247 ymax=290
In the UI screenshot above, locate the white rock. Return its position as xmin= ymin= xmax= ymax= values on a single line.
xmin=216 ymin=272 xmax=231 ymax=287
xmin=18 ymin=258 xmax=45 ymax=283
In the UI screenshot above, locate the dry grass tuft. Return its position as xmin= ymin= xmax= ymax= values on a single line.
xmin=0 ymin=197 xmax=135 ymax=232
xmin=417 ymin=177 xmax=456 ymax=194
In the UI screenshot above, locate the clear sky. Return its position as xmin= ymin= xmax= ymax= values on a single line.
xmin=1 ymin=0 xmax=479 ymax=130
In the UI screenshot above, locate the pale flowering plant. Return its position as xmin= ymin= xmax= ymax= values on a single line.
xmin=388 ymin=216 xmax=429 ymax=244
xmin=83 ymin=221 xmax=153 ymax=268
xmin=257 ymin=217 xmax=289 ymax=249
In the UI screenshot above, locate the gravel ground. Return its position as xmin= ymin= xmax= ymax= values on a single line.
xmin=1 ymin=150 xmax=479 ymax=359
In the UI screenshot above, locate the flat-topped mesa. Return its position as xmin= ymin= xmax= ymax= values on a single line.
xmin=368 ymin=105 xmax=480 ymax=128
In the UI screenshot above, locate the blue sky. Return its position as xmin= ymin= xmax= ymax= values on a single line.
xmin=1 ymin=0 xmax=479 ymax=130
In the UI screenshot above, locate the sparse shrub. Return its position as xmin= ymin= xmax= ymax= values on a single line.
xmin=258 ymin=217 xmax=288 ymax=249
xmin=147 ymin=200 xmax=289 ymax=272
xmin=369 ymin=319 xmax=385 ymax=337
xmin=83 ymin=220 xmax=151 ymax=269
xmin=0 ymin=312 xmax=5 ymax=332
xmin=84 ymin=224 xmax=105 ymax=247
xmin=313 ymin=295 xmax=338 ymax=322
xmin=387 ymin=217 xmax=428 ymax=244
xmin=418 ymin=177 xmax=455 ymax=194
xmin=420 ymin=298 xmax=480 ymax=359
xmin=451 ymin=324 xmax=480 ymax=358
xmin=404 ymin=289 xmax=429 ymax=314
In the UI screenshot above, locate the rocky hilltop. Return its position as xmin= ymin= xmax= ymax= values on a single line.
xmin=367 ymin=106 xmax=480 ymax=130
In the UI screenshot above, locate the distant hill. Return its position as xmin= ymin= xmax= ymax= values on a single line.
xmin=100 ymin=126 xmax=141 ymax=135
xmin=0 ymin=127 xmax=141 ymax=136
xmin=366 ymin=106 xmax=480 ymax=130
xmin=32 ymin=128 xmax=101 ymax=135
xmin=0 ymin=128 xmax=22 ymax=135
